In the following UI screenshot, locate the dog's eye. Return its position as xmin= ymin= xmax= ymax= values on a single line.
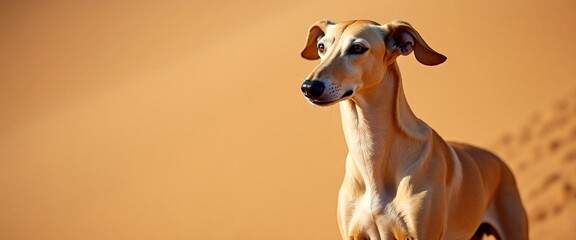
xmin=348 ymin=44 xmax=368 ymax=55
xmin=318 ymin=43 xmax=326 ymax=53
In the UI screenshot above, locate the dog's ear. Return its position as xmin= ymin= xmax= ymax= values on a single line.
xmin=301 ymin=19 xmax=335 ymax=60
xmin=384 ymin=21 xmax=446 ymax=66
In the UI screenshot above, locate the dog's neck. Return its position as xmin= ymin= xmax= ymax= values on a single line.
xmin=339 ymin=62 xmax=431 ymax=190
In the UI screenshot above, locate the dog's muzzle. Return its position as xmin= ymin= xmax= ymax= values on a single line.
xmin=301 ymin=79 xmax=354 ymax=106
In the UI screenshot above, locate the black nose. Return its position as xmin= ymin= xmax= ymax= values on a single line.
xmin=301 ymin=80 xmax=325 ymax=99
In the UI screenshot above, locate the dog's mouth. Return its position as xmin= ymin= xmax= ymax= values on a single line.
xmin=309 ymin=90 xmax=354 ymax=106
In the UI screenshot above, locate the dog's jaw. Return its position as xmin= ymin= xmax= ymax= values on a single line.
xmin=307 ymin=91 xmax=355 ymax=106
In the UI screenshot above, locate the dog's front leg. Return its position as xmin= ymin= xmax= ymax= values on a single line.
xmin=378 ymin=176 xmax=448 ymax=240
xmin=337 ymin=176 xmax=356 ymax=239
xmin=408 ymin=188 xmax=447 ymax=240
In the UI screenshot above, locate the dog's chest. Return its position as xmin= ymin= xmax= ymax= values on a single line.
xmin=343 ymin=176 xmax=427 ymax=238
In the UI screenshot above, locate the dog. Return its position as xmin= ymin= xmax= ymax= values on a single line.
xmin=299 ymin=19 xmax=528 ymax=240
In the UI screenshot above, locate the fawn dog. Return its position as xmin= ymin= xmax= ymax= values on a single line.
xmin=299 ymin=19 xmax=528 ymax=240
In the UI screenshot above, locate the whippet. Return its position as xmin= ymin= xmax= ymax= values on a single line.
xmin=299 ymin=19 xmax=528 ymax=240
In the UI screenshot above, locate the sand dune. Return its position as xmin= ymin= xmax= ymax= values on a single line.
xmin=490 ymin=89 xmax=576 ymax=239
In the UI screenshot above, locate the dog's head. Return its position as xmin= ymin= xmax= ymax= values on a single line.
xmin=300 ymin=20 xmax=446 ymax=106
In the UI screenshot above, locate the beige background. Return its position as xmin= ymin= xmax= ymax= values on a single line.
xmin=1 ymin=0 xmax=575 ymax=239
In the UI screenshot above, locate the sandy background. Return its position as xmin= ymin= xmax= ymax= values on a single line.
xmin=1 ymin=0 xmax=575 ymax=239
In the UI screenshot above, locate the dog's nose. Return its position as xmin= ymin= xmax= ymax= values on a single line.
xmin=301 ymin=80 xmax=325 ymax=99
